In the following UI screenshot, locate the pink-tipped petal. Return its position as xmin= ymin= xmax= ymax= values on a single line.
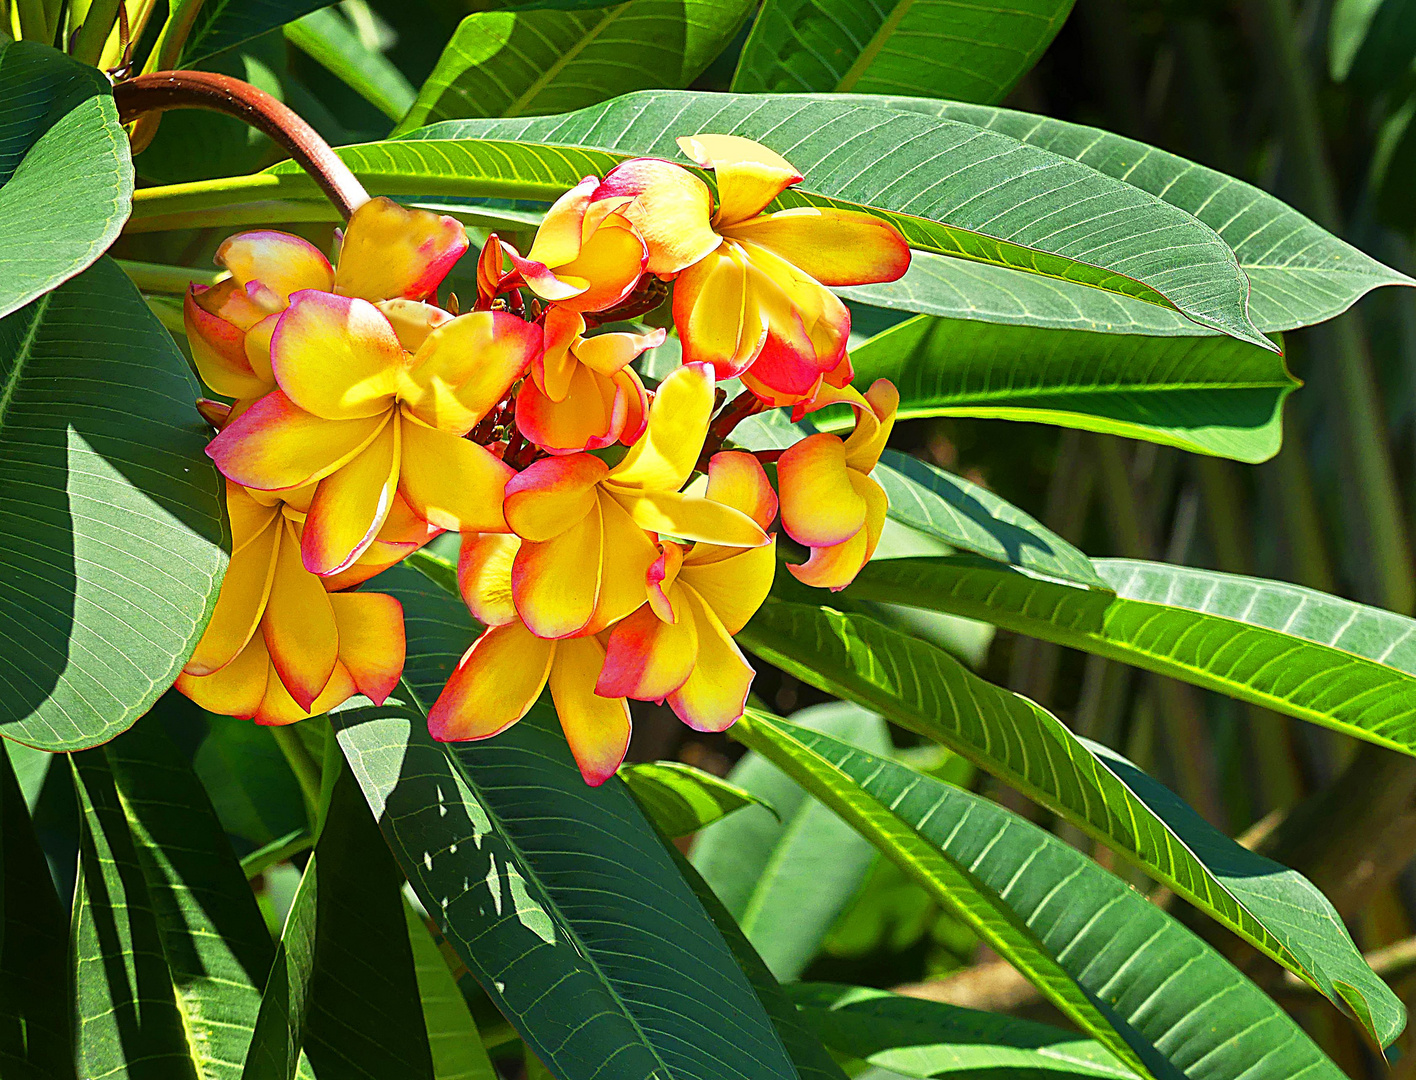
xmin=676 ymin=134 xmax=802 ymax=228
xmin=778 ymin=432 xmax=868 ymax=547
xmin=458 ymin=533 xmax=521 ymax=627
xmin=606 ymin=362 xmax=715 ymax=493
xmin=673 ymin=246 xmax=763 ymax=380
xmin=398 ymin=416 xmax=516 ymax=533
xmin=216 ymin=230 xmax=334 ymax=305
xmin=184 ymin=285 xmax=270 ymax=399
xmin=428 ymin=622 xmax=554 ymax=741
xmin=512 ymin=500 xmax=603 ymax=640
xmin=722 ymin=207 xmax=910 ymax=286
xmin=549 ymin=635 xmax=632 ymax=786
xmin=594 ymin=158 xmax=720 ymax=275
xmin=335 ymin=196 xmax=468 ymax=302
xmin=646 ymin=541 xmax=684 ymax=624
xmin=596 ymin=592 xmax=697 ymax=702
xmin=515 ymin=363 xmax=628 ymax=456
xmin=504 ymin=454 xmax=609 ymax=542
xmin=403 ymin=310 xmax=540 ymax=434
xmin=301 ymin=414 xmax=400 ymax=575
xmin=184 ymin=510 xmax=281 ymax=676
xmin=526 ymin=177 xmax=598 ymax=268
xmin=666 ymin=585 xmax=755 ymax=732
xmin=208 ymin=390 xmax=387 ymax=492
xmin=545 ymin=217 xmax=647 ymax=313
xmin=788 ymin=471 xmax=886 ymax=591
xmin=271 ymin=291 xmax=403 ymax=420
xmin=705 ymin=451 xmax=778 ymax=529
xmin=329 ymin=592 xmax=405 ymax=705
xmin=262 ymin=521 xmax=340 ymax=710
xmin=586 ymin=491 xmax=660 ymax=635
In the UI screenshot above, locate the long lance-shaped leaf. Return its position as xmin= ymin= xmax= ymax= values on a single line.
xmin=848 ymin=554 xmax=1416 ymax=758
xmin=133 ymin=92 xmax=1270 ymax=348
xmin=848 ymin=312 xmax=1298 ymax=462
xmin=403 ymin=900 xmax=498 ymax=1080
xmin=844 ymin=94 xmax=1413 ymax=332
xmin=0 ymin=40 xmax=133 ymax=319
xmin=739 ymin=712 xmax=1352 ymax=1080
xmin=0 ymin=740 xmax=72 ymax=1080
xmin=727 ymin=711 xmax=1154 ymax=1079
xmin=732 ymin=0 xmax=1075 ymax=105
xmin=789 ymin=982 xmax=1132 ymax=1080
xmin=70 ymin=702 xmax=274 ymax=1080
xmin=620 ymin=761 xmax=773 ymax=838
xmin=738 ymin=596 xmax=1403 ymax=1046
xmin=0 ymin=256 xmax=226 ymax=752
xmin=242 ymin=856 xmax=318 ymax=1080
xmin=329 ymin=563 xmax=803 ymax=1080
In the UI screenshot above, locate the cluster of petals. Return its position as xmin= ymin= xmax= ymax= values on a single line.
xmin=177 ymin=133 xmax=912 ymax=786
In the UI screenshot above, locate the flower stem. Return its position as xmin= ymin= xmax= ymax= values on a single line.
xmin=112 ymin=70 xmax=369 ymax=221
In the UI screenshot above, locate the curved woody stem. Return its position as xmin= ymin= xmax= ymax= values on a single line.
xmin=113 ymin=71 xmax=369 ymax=222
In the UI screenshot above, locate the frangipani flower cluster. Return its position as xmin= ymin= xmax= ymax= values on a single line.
xmin=176 ymin=135 xmax=909 ymax=783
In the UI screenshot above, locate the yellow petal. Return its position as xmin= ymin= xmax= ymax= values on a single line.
xmin=549 ymin=635 xmax=632 ymax=785
xmin=271 ymin=291 xmax=403 ymax=420
xmin=329 ymin=591 xmax=405 ymax=705
xmin=545 ymin=217 xmax=646 ymax=313
xmin=512 ymin=499 xmax=603 ymax=639
xmin=778 ymin=432 xmax=867 ymax=547
xmin=680 ymin=538 xmax=776 ymax=635
xmin=616 ymin=489 xmax=767 ymax=548
xmin=226 ymin=481 xmax=282 ymax=556
xmin=207 ymin=391 xmax=388 ymax=492
xmin=428 ymin=622 xmax=554 ymax=740
xmin=244 ymin=312 xmax=279 ymax=386
xmin=843 ymin=379 xmax=900 ymax=472
xmin=586 ymin=491 xmax=660 ymax=635
xmin=301 ymin=413 xmax=400 ymax=576
xmin=402 ymin=310 xmax=540 ymax=433
xmin=673 ymin=245 xmax=762 ymax=379
xmin=594 ymin=159 xmax=720 ymax=275
xmin=721 ymin=207 xmax=910 ymax=286
xmin=184 ymin=284 xmax=270 ymax=399
xmin=666 ymin=585 xmax=755 ymax=732
xmin=597 ymin=589 xmax=697 ymax=702
xmin=573 ymin=326 xmax=665 ymax=378
xmin=606 ymin=362 xmax=715 ymax=493
xmin=255 ymin=660 xmax=357 ymax=726
xmin=334 ymin=196 xmax=468 ymax=302
xmin=537 ymin=307 xmax=586 ymax=402
xmin=788 ymin=471 xmax=886 ymax=591
xmin=677 ymin=134 xmax=803 ymax=228
xmin=262 ymin=521 xmax=340 ymax=710
xmin=375 ymin=298 xmax=454 ymax=353
xmin=216 ymin=230 xmax=334 ymax=305
xmin=398 ymin=415 xmax=515 ymax=532
xmin=704 ymin=451 xmax=778 ymax=529
xmin=526 ymin=177 xmax=597 ymax=268
xmin=516 ymin=362 xmax=632 ymax=456
xmin=184 ymin=511 xmax=281 ymax=676
xmin=504 ymin=453 xmax=608 ymax=542
xmin=458 ymin=533 xmax=521 ymax=627
xmin=176 ymin=632 xmax=271 ymax=719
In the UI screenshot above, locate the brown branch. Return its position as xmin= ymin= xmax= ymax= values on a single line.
xmin=697 ymin=389 xmax=767 ymax=471
xmin=112 ymin=71 xmax=369 ymax=221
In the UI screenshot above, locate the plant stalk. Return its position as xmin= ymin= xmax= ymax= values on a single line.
xmin=69 ymin=0 xmax=120 ymax=65
xmin=112 ymin=70 xmax=369 ymax=221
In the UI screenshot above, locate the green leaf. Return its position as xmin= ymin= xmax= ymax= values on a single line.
xmin=738 ymin=595 xmax=1403 ymax=1046
xmin=285 ymin=8 xmax=416 ymax=123
xmin=732 ymin=0 xmax=1074 ymax=104
xmin=0 ymin=741 xmax=72 ymax=1080
xmin=241 ymin=855 xmax=317 ymax=1080
xmin=397 ymin=92 xmax=1271 ymax=347
xmin=330 ymin=563 xmax=803 ymax=1080
xmin=848 ymin=312 xmax=1298 ymax=462
xmin=730 ymin=711 xmax=1154 ymax=1080
xmin=71 ymin=701 xmax=273 ymax=1080
xmin=1329 ymin=0 xmax=1416 ymax=89
xmin=0 ymin=256 xmax=226 ymax=752
xmin=845 ymin=95 xmax=1412 ymax=332
xmin=0 ymin=40 xmax=133 ymax=319
xmin=740 ymin=712 xmax=1350 ymax=1080
xmin=790 ymin=983 xmax=1132 ymax=1079
xmin=690 ymin=701 xmax=891 ymax=981
xmin=848 ymin=554 xmax=1416 ymax=759
xmin=195 ymin=717 xmax=308 ymax=848
xmin=620 ymin=760 xmax=772 ymax=838
xmin=395 ymin=0 xmax=754 ymax=133
xmin=404 ymin=901 xmax=497 ymax=1080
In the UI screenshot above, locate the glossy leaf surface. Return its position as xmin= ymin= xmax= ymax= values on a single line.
xmin=621 ymin=760 xmax=771 ymax=838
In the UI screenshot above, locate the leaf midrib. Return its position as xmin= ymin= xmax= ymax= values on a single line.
xmin=0 ymin=288 xmax=48 ymax=435
xmin=834 ymin=0 xmax=914 ymax=93
xmin=503 ymin=4 xmax=631 ymax=118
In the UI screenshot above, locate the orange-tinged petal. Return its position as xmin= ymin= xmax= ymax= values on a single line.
xmin=674 ymin=245 xmax=763 ymax=379
xmin=217 ymin=230 xmax=334 ymax=305
xmin=504 ymin=454 xmax=608 ymax=542
xmin=271 ymin=291 xmax=403 ymax=420
xmin=320 ymin=490 xmax=440 ymax=591
xmin=193 ymin=276 xmax=269 ymax=331
xmin=788 ymin=471 xmax=886 ymax=591
xmin=594 ymin=159 xmax=719 ymax=275
xmin=329 ymin=592 xmax=405 ymax=705
xmin=505 ymin=249 xmax=588 ymax=302
xmin=458 ymin=533 xmax=521 ymax=626
xmin=176 ymin=632 xmax=271 ymax=719
xmin=428 ymin=622 xmax=554 ymax=741
xmin=513 ymin=499 xmax=603 ymax=639
xmin=376 ymin=298 xmax=454 ymax=353
xmin=597 ymin=590 xmax=697 ymax=701
xmin=184 ymin=286 xmax=269 ymax=399
xmin=616 ymin=489 xmax=767 ymax=548
xmin=607 ymin=362 xmax=714 ymax=493
xmin=334 ymin=196 xmax=468 ymax=302
xmin=402 ymin=310 xmax=539 ymax=433
xmin=184 ymin=512 xmax=281 ymax=676
xmin=398 ymin=415 xmax=515 ymax=532
xmin=244 ymin=312 xmax=279 ymax=386
xmin=677 ymin=134 xmax=802 ymax=228
xmin=704 ymin=451 xmax=777 ymax=530
xmin=208 ymin=390 xmax=388 ymax=492
xmin=722 ymin=208 xmax=910 ymax=286
xmin=739 ymin=243 xmax=848 ymax=393
xmin=548 ymin=218 xmax=646 ymax=313
xmin=844 ymin=379 xmax=899 ymax=472
xmin=778 ymin=432 xmax=867 ymax=547
xmin=537 ymin=307 xmax=585 ymax=402
xmin=256 ymin=660 xmax=357 ymax=726
xmin=262 ymin=521 xmax=339 ymax=710
xmin=196 ymin=398 xmax=232 ymax=430
xmin=680 ymin=538 xmax=776 ymax=635
xmin=516 ymin=362 xmax=636 ymax=455
xmin=646 ymin=540 xmax=684 ymax=623
xmin=667 ymin=585 xmax=754 ymax=732
xmin=586 ymin=491 xmax=660 ymax=635
xmin=227 ymin=481 xmax=282 ymax=555
xmin=575 ymin=327 xmax=665 ymax=378
xmin=549 ymin=635 xmax=632 ymax=785
xmin=301 ymin=413 xmax=400 ymax=575
xmin=526 ymin=177 xmax=597 ymax=268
